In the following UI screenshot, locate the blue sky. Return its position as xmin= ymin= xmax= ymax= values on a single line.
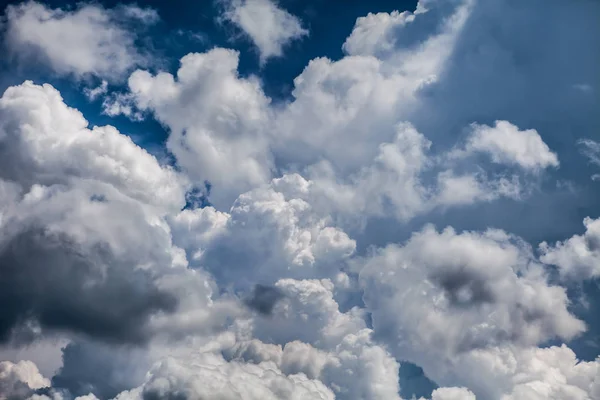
xmin=0 ymin=1 xmax=599 ymax=399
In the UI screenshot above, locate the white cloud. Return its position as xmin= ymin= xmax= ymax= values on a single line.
xmin=113 ymin=352 xmax=335 ymax=400
xmin=220 ymin=0 xmax=308 ymax=64
xmin=3 ymin=1 xmax=157 ymax=80
xmin=0 ymin=81 xmax=232 ymax=351
xmin=0 ymin=81 xmax=186 ymax=213
xmin=0 ymin=360 xmax=49 ymax=399
xmin=540 ymin=216 xmax=600 ymax=281
xmin=426 ymin=387 xmax=476 ymax=400
xmin=113 ymin=0 xmax=536 ymax=223
xmin=459 ymin=121 xmax=559 ymax=172
xmin=500 ymin=345 xmax=600 ymax=400
xmin=342 ymin=10 xmax=420 ymax=57
xmin=2 ymin=0 xmax=599 ymax=398
xmin=359 ymin=224 xmax=585 ymax=398
xmin=579 ymin=139 xmax=600 ymax=166
xmin=125 ymin=49 xmax=273 ymax=206
xmin=83 ymin=80 xmax=108 ymax=101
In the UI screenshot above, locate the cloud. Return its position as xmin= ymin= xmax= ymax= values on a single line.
xmin=0 ymin=226 xmax=177 ymax=345
xmin=0 ymin=360 xmax=50 ymax=399
xmin=359 ymin=225 xmax=585 ymax=397
xmin=83 ymin=81 xmax=108 ymax=102
xmin=452 ymin=120 xmax=559 ymax=172
xmin=0 ymin=81 xmax=186 ymax=213
xmin=499 ymin=345 xmax=600 ymax=400
xmin=113 ymin=351 xmax=335 ymax=400
xmin=49 ymin=340 xmax=151 ymax=399
xmin=230 ymin=277 xmax=403 ymax=400
xmin=0 ymin=81 xmax=232 ymax=350
xmin=3 ymin=1 xmax=157 ymax=81
xmin=579 ymin=139 xmax=600 ymax=167
xmin=578 ymin=139 xmax=600 ymax=181
xmin=424 ymin=387 xmax=475 ymax=400
xmin=244 ymin=284 xmax=285 ymax=315
xmin=171 ymin=180 xmax=356 ymax=291
xmin=111 ymin=0 xmax=542 ymax=224
xmin=219 ymin=0 xmax=308 ymax=64
xmin=540 ymin=217 xmax=600 ymax=281
xmin=124 ymin=48 xmax=273 ymax=206
xmin=1 ymin=0 xmax=599 ymax=399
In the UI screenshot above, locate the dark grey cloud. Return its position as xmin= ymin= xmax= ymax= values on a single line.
xmin=0 ymin=227 xmax=177 ymax=345
xmin=244 ymin=284 xmax=285 ymax=315
xmin=431 ymin=267 xmax=496 ymax=307
xmin=143 ymin=388 xmax=188 ymax=400
xmin=51 ymin=341 xmax=148 ymax=399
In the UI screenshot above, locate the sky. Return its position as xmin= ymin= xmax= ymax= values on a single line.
xmin=0 ymin=0 xmax=599 ymax=399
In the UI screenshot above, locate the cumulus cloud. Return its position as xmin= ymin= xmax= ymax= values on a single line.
xmin=1 ymin=0 xmax=599 ymax=399
xmin=0 ymin=81 xmax=186 ymax=212
xmin=219 ymin=0 xmax=308 ymax=64
xmin=457 ymin=121 xmax=559 ymax=172
xmin=359 ymin=225 xmax=585 ymax=397
xmin=500 ymin=345 xmax=600 ymax=400
xmin=0 ymin=360 xmax=49 ymax=399
xmin=124 ymin=48 xmax=273 ymax=206
xmin=3 ymin=1 xmax=157 ymax=80
xmin=0 ymin=81 xmax=233 ymax=351
xmin=540 ymin=217 xmax=600 ymax=281
xmin=114 ymin=351 xmax=335 ymax=400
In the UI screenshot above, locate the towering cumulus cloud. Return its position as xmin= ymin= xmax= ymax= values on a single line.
xmin=0 ymin=0 xmax=599 ymax=399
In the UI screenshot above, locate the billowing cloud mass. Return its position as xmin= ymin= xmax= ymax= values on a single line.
xmin=0 ymin=360 xmax=49 ymax=399
xmin=219 ymin=0 xmax=308 ymax=64
xmin=1 ymin=0 xmax=599 ymax=399
xmin=3 ymin=1 xmax=157 ymax=80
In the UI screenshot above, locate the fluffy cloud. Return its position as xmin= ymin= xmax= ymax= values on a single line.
xmin=113 ymin=0 xmax=546 ymax=224
xmin=0 ymin=81 xmax=228 ymax=349
xmin=3 ymin=1 xmax=156 ymax=80
xmin=0 ymin=81 xmax=186 ymax=212
xmin=540 ymin=217 xmax=600 ymax=281
xmin=114 ymin=351 xmax=335 ymax=400
xmin=230 ymin=278 xmax=403 ymax=400
xmin=119 ymin=50 xmax=529 ymax=220
xmin=125 ymin=49 xmax=273 ymax=206
xmin=500 ymin=345 xmax=600 ymax=400
xmin=0 ymin=360 xmax=49 ymax=399
xmin=1 ymin=0 xmax=599 ymax=399
xmin=219 ymin=0 xmax=308 ymax=64
xmin=194 ymin=185 xmax=356 ymax=289
xmin=425 ymin=387 xmax=476 ymax=400
xmin=359 ymin=225 xmax=585 ymax=397
xmin=452 ymin=121 xmax=559 ymax=172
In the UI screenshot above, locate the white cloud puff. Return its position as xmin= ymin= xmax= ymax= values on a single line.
xmin=500 ymin=345 xmax=600 ymax=400
xmin=359 ymin=225 xmax=586 ymax=397
xmin=0 ymin=81 xmax=186 ymax=213
xmin=540 ymin=216 xmax=600 ymax=281
xmin=113 ymin=352 xmax=335 ymax=400
xmin=459 ymin=121 xmax=559 ymax=172
xmin=0 ymin=360 xmax=49 ymax=399
xmin=125 ymin=48 xmax=273 ymax=206
xmin=220 ymin=0 xmax=308 ymax=64
xmin=3 ymin=1 xmax=156 ymax=80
